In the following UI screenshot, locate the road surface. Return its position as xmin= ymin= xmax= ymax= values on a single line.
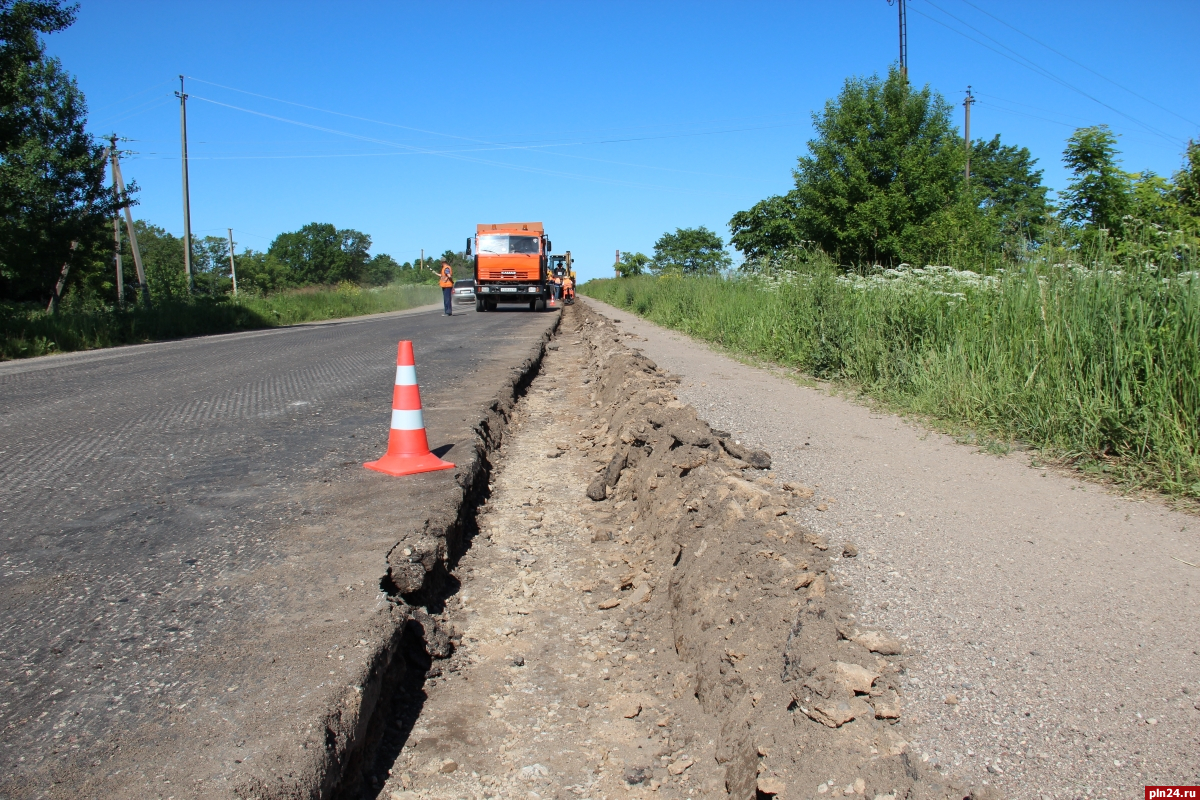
xmin=0 ymin=304 xmax=556 ymax=798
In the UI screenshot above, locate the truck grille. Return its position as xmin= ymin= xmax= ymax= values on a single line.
xmin=484 ymin=270 xmax=533 ymax=280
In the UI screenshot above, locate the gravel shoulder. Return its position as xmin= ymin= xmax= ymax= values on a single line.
xmin=583 ymin=298 xmax=1200 ymax=798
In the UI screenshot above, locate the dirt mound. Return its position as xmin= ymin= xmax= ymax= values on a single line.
xmin=573 ymin=303 xmax=964 ymax=799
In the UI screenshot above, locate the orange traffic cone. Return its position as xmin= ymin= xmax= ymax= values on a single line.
xmin=364 ymin=341 xmax=455 ymax=477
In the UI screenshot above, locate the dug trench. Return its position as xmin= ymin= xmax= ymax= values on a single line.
xmin=336 ymin=302 xmax=976 ymax=800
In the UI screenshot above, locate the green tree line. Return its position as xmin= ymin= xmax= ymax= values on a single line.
xmin=724 ymin=67 xmax=1200 ymax=271
xmin=1 ymin=0 xmax=125 ymax=305
xmin=114 ymin=220 xmax=463 ymax=303
xmin=615 ymin=68 xmax=1199 ymax=277
xmin=0 ymin=1 xmax=467 ymax=310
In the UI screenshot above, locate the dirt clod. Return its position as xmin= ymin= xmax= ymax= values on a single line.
xmin=758 ymin=776 xmax=786 ymax=795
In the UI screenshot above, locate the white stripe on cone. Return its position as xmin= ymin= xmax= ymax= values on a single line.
xmin=391 ymin=408 xmax=425 ymax=431
xmin=395 ymin=365 xmax=417 ymax=385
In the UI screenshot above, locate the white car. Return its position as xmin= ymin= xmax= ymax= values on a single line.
xmin=452 ymin=279 xmax=476 ymax=305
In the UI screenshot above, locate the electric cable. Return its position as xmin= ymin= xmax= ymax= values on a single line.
xmin=913 ymin=0 xmax=1184 ymax=146
xmin=184 ymin=76 xmax=801 ymax=178
xmin=187 ymin=94 xmax=743 ymax=196
xmin=953 ymin=0 xmax=1199 ymax=128
xmin=186 ymin=76 xmax=803 ymax=146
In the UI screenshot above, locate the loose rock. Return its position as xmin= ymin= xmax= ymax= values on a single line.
xmin=758 ymin=776 xmax=786 ymax=796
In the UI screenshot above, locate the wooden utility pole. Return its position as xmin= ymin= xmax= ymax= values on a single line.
xmin=963 ymin=86 xmax=975 ymax=189
xmin=46 ymin=241 xmax=78 ymax=313
xmin=888 ymin=0 xmax=908 ymax=81
xmin=227 ymin=228 xmax=238 ymax=296
xmin=110 ymin=148 xmax=149 ymax=304
xmin=107 ymin=143 xmax=124 ymax=307
xmin=175 ymin=75 xmax=194 ymax=292
xmin=113 ymin=214 xmax=124 ymax=306
xmin=615 ymin=249 xmax=620 ymax=277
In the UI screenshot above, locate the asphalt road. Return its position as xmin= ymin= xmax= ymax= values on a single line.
xmin=0 ymin=303 xmax=556 ymax=798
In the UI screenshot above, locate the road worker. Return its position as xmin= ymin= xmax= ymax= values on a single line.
xmin=439 ymin=261 xmax=454 ymax=316
xmin=563 ymin=272 xmax=574 ymax=304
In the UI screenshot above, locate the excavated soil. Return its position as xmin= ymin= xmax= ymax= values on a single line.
xmin=362 ymin=305 xmax=973 ymax=800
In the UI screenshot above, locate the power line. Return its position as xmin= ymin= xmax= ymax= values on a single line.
xmin=913 ymin=0 xmax=1185 ymax=146
xmin=91 ymin=96 xmax=174 ymax=129
xmin=89 ymin=78 xmax=176 ymax=115
xmin=184 ymin=76 xmax=803 ymax=178
xmin=185 ymin=76 xmax=803 ymax=146
xmin=187 ymin=94 xmax=744 ymax=196
xmin=953 ymin=0 xmax=1199 ymax=129
xmin=184 ymin=93 xmax=793 ymax=181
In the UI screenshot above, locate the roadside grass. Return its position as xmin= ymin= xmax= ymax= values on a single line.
xmin=238 ymin=282 xmax=440 ymax=326
xmin=581 ymin=262 xmax=1200 ymax=499
xmin=0 ymin=283 xmax=441 ymax=361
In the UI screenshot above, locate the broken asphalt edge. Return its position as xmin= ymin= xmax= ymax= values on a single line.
xmin=233 ymin=310 xmax=562 ymax=800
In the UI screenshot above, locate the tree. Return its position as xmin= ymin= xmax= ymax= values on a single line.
xmin=616 ymin=251 xmax=650 ymax=277
xmin=729 ymin=68 xmax=965 ymax=266
xmin=1174 ymin=139 xmax=1200 ymax=217
xmin=652 ymin=227 xmax=731 ymax=275
xmin=439 ymin=248 xmax=472 ymax=276
xmin=1059 ymin=125 xmax=1132 ymax=235
xmin=232 ymin=250 xmax=291 ymax=295
xmin=794 ymin=68 xmax=963 ymax=264
xmin=266 ymin=223 xmax=371 ymax=285
xmin=117 ymin=220 xmax=188 ymax=299
xmin=0 ymin=0 xmax=123 ymax=303
xmin=728 ymin=195 xmax=803 ymax=262
xmin=362 ymin=253 xmax=401 ymax=286
xmin=969 ymin=135 xmax=1051 ymax=240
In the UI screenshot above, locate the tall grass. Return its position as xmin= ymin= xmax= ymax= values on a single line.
xmin=583 ymin=263 xmax=1200 ymax=497
xmin=0 ymin=283 xmax=441 ymax=361
xmin=238 ymin=282 xmax=441 ymax=326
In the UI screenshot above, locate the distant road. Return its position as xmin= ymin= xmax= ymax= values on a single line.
xmin=0 ymin=304 xmax=554 ymax=797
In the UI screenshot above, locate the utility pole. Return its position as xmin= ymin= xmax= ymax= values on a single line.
xmin=888 ymin=0 xmax=908 ymax=81
xmin=963 ymin=86 xmax=975 ymax=189
xmin=107 ymin=141 xmax=124 ymax=307
xmin=227 ymin=228 xmax=238 ymax=296
xmin=109 ymin=145 xmax=149 ymax=304
xmin=615 ymin=249 xmax=620 ymax=277
xmin=46 ymin=242 xmax=78 ymax=314
xmin=175 ymin=75 xmax=194 ymax=292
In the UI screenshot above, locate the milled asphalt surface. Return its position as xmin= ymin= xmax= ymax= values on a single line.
xmin=583 ymin=298 xmax=1200 ymax=800
xmin=0 ymin=302 xmax=557 ymax=798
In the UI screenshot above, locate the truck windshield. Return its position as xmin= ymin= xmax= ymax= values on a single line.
xmin=478 ymin=235 xmax=540 ymax=255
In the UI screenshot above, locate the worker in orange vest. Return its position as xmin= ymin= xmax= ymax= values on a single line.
xmin=439 ymin=261 xmax=454 ymax=316
xmin=551 ymin=268 xmax=564 ymax=302
xmin=562 ymin=272 xmax=574 ymax=303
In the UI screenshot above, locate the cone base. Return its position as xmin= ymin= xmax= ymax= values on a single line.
xmin=363 ymin=451 xmax=455 ymax=477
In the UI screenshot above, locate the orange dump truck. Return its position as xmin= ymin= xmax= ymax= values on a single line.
xmin=467 ymin=222 xmax=553 ymax=312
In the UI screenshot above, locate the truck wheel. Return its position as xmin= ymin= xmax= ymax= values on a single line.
xmin=475 ymin=296 xmax=485 ymax=312
xmin=528 ymin=299 xmax=537 ymax=311
xmin=534 ymin=297 xmax=546 ymax=312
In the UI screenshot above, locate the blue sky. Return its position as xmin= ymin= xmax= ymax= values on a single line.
xmin=49 ymin=1 xmax=1200 ymax=282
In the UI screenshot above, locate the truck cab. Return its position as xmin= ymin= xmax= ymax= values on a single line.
xmin=469 ymin=222 xmax=551 ymax=311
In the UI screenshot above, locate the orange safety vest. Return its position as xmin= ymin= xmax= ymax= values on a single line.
xmin=439 ymin=265 xmax=453 ymax=288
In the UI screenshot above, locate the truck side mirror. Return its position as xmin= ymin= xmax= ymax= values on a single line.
xmin=465 ymin=238 xmax=472 ymax=256
xmin=546 ymin=240 xmax=552 ymax=252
